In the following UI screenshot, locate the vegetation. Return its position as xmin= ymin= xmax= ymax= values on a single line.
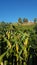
xmin=0 ymin=19 xmax=37 ymax=65
xmin=23 ymin=18 xmax=28 ymax=23
xmin=18 ymin=18 xmax=22 ymax=23
xmin=34 ymin=18 xmax=37 ymax=23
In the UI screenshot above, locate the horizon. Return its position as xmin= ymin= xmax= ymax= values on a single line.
xmin=0 ymin=0 xmax=37 ymax=22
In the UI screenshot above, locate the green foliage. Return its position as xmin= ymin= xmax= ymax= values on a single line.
xmin=0 ymin=22 xmax=37 ymax=65
xmin=18 ymin=18 xmax=22 ymax=23
xmin=34 ymin=18 xmax=37 ymax=23
xmin=34 ymin=23 xmax=37 ymax=34
xmin=23 ymin=18 xmax=28 ymax=23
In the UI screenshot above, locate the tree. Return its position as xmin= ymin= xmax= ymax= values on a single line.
xmin=23 ymin=18 xmax=28 ymax=23
xmin=18 ymin=18 xmax=22 ymax=23
xmin=34 ymin=18 xmax=37 ymax=23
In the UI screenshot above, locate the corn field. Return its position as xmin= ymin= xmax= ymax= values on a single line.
xmin=0 ymin=22 xmax=37 ymax=65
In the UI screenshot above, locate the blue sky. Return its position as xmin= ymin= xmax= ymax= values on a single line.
xmin=0 ymin=0 xmax=37 ymax=22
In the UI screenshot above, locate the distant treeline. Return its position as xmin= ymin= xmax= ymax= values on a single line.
xmin=0 ymin=18 xmax=37 ymax=23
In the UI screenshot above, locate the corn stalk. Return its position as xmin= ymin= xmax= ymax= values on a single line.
xmin=0 ymin=49 xmax=9 ymax=64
